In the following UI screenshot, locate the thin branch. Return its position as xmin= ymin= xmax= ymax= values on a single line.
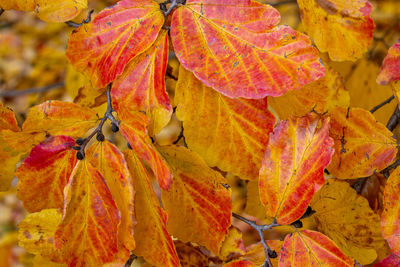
xmin=124 ymin=254 xmax=137 ymax=267
xmin=0 ymin=82 xmax=64 ymax=98
xmin=66 ymin=9 xmax=94 ymax=28
xmin=270 ymin=0 xmax=297 ymax=7
xmin=163 ymin=0 xmax=178 ymax=18
xmin=386 ymin=105 xmax=400 ymax=131
xmin=74 ymin=84 xmax=120 ymax=160
xmin=232 ymin=213 xmax=280 ymax=267
xmin=381 ymin=158 xmax=400 ymax=178
xmin=370 ymin=95 xmax=395 ymax=113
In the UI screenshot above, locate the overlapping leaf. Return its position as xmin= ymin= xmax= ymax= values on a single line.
xmin=112 ymin=30 xmax=171 ymax=135
xmin=297 ymin=0 xmax=375 ymax=61
xmin=159 ymin=145 xmax=232 ymax=254
xmin=124 ymin=150 xmax=180 ymax=267
xmin=0 ymin=0 xmax=35 ymax=11
xmin=55 ymin=159 xmax=121 ymax=267
xmin=170 ymin=0 xmax=324 ymax=98
xmin=18 ymin=209 xmax=63 ymax=263
xmin=311 ymin=179 xmax=385 ymax=265
xmin=34 ymin=0 xmax=87 ymax=22
xmin=269 ymin=65 xmax=350 ymax=120
xmin=175 ymin=66 xmax=276 ymax=180
xmin=119 ymin=110 xmax=172 ymax=190
xmin=2 ymin=101 xmax=98 ymax=154
xmin=279 ymin=230 xmax=354 ymax=266
xmin=174 ymin=241 xmax=210 ymax=267
xmin=259 ymin=115 xmax=334 ymax=225
xmin=326 ymin=107 xmax=397 ymax=178
xmin=381 ymin=166 xmax=400 ymax=257
xmin=16 ymin=136 xmax=77 ymax=212
xmin=219 ymin=227 xmax=246 ymax=261
xmin=377 ymin=42 xmax=400 ymax=85
xmin=66 ymin=0 xmax=164 ymax=89
xmin=0 ymin=102 xmax=21 ymax=191
xmin=86 ymin=141 xmax=136 ymax=253
xmin=373 ymin=254 xmax=400 ymax=267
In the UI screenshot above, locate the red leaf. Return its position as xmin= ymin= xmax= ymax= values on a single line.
xmin=377 ymin=42 xmax=400 ymax=85
xmin=66 ymin=0 xmax=164 ymax=88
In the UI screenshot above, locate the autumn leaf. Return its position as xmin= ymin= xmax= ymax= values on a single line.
xmin=259 ymin=114 xmax=334 ymax=225
xmin=34 ymin=0 xmax=87 ymax=22
xmin=0 ymin=0 xmax=35 ymax=11
xmin=119 ymin=110 xmax=172 ymax=190
xmin=86 ymin=141 xmax=136 ymax=254
xmin=297 ymin=0 xmax=375 ymax=61
xmin=381 ymin=166 xmax=400 ymax=257
xmin=373 ymin=254 xmax=400 ymax=267
xmin=170 ymin=0 xmax=324 ymax=98
xmin=175 ymin=66 xmax=276 ymax=180
xmin=0 ymin=102 xmax=21 ymax=191
xmin=124 ymin=150 xmax=180 ymax=267
xmin=310 ymin=179 xmax=386 ymax=265
xmin=175 ymin=241 xmax=210 ymax=267
xmin=2 ymin=101 xmax=98 ymax=154
xmin=268 ymin=65 xmax=350 ymax=120
xmin=111 ymin=30 xmax=172 ymax=135
xmin=55 ymin=159 xmax=121 ymax=267
xmin=279 ymin=229 xmax=354 ymax=266
xmin=326 ymin=107 xmax=397 ymax=179
xmin=242 ymin=240 xmax=283 ymax=267
xmin=377 ymin=42 xmax=400 ymax=85
xmin=219 ymin=227 xmax=246 ymax=261
xmin=223 ymin=259 xmax=254 ymax=267
xmin=158 ymin=145 xmax=232 ymax=254
xmin=16 ymin=136 xmax=77 ymax=212
xmin=18 ymin=209 xmax=63 ymax=263
xmin=66 ymin=0 xmax=164 ymax=89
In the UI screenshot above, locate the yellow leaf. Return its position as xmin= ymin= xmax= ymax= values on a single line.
xmin=0 ymin=0 xmax=35 ymax=11
xmin=311 ymin=179 xmax=386 ymax=265
xmin=34 ymin=0 xmax=87 ymax=23
xmin=219 ymin=227 xmax=246 ymax=261
xmin=159 ymin=145 xmax=232 ymax=254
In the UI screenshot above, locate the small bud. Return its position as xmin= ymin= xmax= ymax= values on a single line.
xmin=127 ymin=142 xmax=132 ymax=149
xmin=291 ymin=220 xmax=303 ymax=228
xmin=76 ymin=138 xmax=84 ymax=145
xmin=97 ymin=132 xmax=105 ymax=142
xmin=268 ymin=250 xmax=277 ymax=258
xmin=76 ymin=151 xmax=85 ymax=160
xmin=111 ymin=123 xmax=119 ymax=132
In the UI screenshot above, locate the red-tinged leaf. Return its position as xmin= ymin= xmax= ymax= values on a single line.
xmin=0 ymin=102 xmax=19 ymax=132
xmin=377 ymin=42 xmax=400 ymax=85
xmin=297 ymin=0 xmax=374 ymax=61
xmin=223 ymin=259 xmax=254 ymax=267
xmin=16 ymin=136 xmax=77 ymax=212
xmin=119 ymin=111 xmax=172 ymax=190
xmin=326 ymin=107 xmax=397 ymax=179
xmin=279 ymin=230 xmax=354 ymax=266
xmin=66 ymin=0 xmax=164 ymax=89
xmin=158 ymin=145 xmax=232 ymax=254
xmin=55 ymin=160 xmax=121 ymax=267
xmin=373 ymin=254 xmax=400 ymax=267
xmin=219 ymin=227 xmax=246 ymax=261
xmin=86 ymin=141 xmax=136 ymax=253
xmin=381 ymin=166 xmax=400 ymax=257
xmin=2 ymin=101 xmax=98 ymax=154
xmin=112 ymin=30 xmax=172 ymax=135
xmin=175 ymin=66 xmax=276 ymax=180
xmin=170 ymin=0 xmax=324 ymax=98
xmin=124 ymin=150 xmax=180 ymax=267
xmin=259 ymin=115 xmax=334 ymax=225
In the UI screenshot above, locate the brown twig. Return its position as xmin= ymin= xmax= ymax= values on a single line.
xmin=381 ymin=158 xmax=400 ymax=178
xmin=370 ymin=95 xmax=395 ymax=113
xmin=124 ymin=254 xmax=137 ymax=267
xmin=0 ymin=82 xmax=64 ymax=98
xmin=66 ymin=9 xmax=94 ymax=28
xmin=232 ymin=213 xmax=279 ymax=267
xmin=386 ymin=105 xmax=400 ymax=131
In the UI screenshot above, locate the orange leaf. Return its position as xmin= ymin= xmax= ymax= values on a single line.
xmin=219 ymin=227 xmax=246 ymax=261
xmin=259 ymin=115 xmax=334 ymax=225
xmin=86 ymin=141 xmax=136 ymax=253
xmin=158 ymin=145 xmax=232 ymax=254
xmin=377 ymin=42 xmax=400 ymax=85
xmin=119 ymin=111 xmax=172 ymax=190
xmin=66 ymin=0 xmax=164 ymax=89
xmin=269 ymin=65 xmax=350 ymax=120
xmin=245 ymin=240 xmax=283 ymax=267
xmin=2 ymin=101 xmax=98 ymax=154
xmin=223 ymin=259 xmax=254 ymax=267
xmin=381 ymin=166 xmax=400 ymax=257
xmin=373 ymin=254 xmax=400 ymax=267
xmin=297 ymin=0 xmax=375 ymax=61
xmin=0 ymin=102 xmax=19 ymax=132
xmin=326 ymin=107 xmax=397 ymax=179
xmin=0 ymin=0 xmax=35 ymax=11
xmin=279 ymin=230 xmax=354 ymax=266
xmin=175 ymin=241 xmax=210 ymax=267
xmin=170 ymin=0 xmax=324 ymax=98
xmin=175 ymin=66 xmax=276 ymax=180
xmin=34 ymin=0 xmax=87 ymax=22
xmin=16 ymin=136 xmax=77 ymax=212
xmin=55 ymin=160 xmax=121 ymax=267
xmin=124 ymin=150 xmax=180 ymax=267
xmin=112 ymin=30 xmax=172 ymax=135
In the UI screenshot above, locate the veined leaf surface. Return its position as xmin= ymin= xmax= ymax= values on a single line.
xmin=170 ymin=0 xmax=324 ymax=98
xmin=34 ymin=0 xmax=87 ymax=22
xmin=377 ymin=42 xmax=400 ymax=85
xmin=259 ymin=115 xmax=334 ymax=225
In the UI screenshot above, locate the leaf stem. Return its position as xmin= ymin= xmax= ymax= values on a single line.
xmin=370 ymin=95 xmax=395 ymax=113
xmin=65 ymin=9 xmax=94 ymax=28
xmin=232 ymin=213 xmax=280 ymax=267
xmin=386 ymin=105 xmax=400 ymax=131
